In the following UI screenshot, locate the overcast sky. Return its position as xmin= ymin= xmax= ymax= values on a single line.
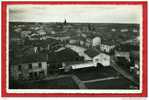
xmin=9 ymin=5 xmax=142 ymax=23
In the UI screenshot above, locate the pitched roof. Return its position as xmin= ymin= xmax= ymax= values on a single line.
xmin=48 ymin=48 xmax=83 ymax=63
xmin=84 ymin=48 xmax=100 ymax=58
xmin=11 ymin=46 xmax=48 ymax=65
xmin=12 ymin=53 xmax=47 ymax=65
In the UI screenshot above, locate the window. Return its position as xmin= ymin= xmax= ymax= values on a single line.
xmin=29 ymin=72 xmax=33 ymax=79
xmin=29 ymin=64 xmax=32 ymax=69
xmin=18 ymin=73 xmax=23 ymax=80
xmin=18 ymin=65 xmax=22 ymax=71
xmin=39 ymin=63 xmax=42 ymax=68
xmin=39 ymin=71 xmax=45 ymax=78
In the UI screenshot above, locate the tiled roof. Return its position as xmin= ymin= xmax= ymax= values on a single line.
xmin=48 ymin=48 xmax=83 ymax=63
xmin=11 ymin=46 xmax=48 ymax=65
xmin=12 ymin=53 xmax=47 ymax=65
xmin=84 ymin=48 xmax=100 ymax=58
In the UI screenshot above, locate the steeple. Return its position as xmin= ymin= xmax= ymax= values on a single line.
xmin=64 ymin=19 xmax=67 ymax=24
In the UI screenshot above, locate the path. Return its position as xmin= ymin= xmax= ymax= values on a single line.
xmin=82 ymin=76 xmax=119 ymax=83
xmin=110 ymin=56 xmax=138 ymax=85
xmin=71 ymin=75 xmax=87 ymax=89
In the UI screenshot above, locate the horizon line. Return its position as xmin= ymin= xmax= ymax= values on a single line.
xmin=9 ymin=21 xmax=140 ymax=24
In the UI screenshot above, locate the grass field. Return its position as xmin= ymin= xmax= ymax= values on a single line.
xmin=10 ymin=76 xmax=79 ymax=89
xmin=73 ymin=67 xmax=118 ymax=81
xmin=85 ymin=78 xmax=135 ymax=89
xmin=10 ymin=66 xmax=138 ymax=89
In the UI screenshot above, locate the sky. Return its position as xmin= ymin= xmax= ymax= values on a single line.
xmin=8 ymin=5 xmax=142 ymax=23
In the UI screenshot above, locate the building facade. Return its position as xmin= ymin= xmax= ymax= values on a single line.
xmin=93 ymin=53 xmax=111 ymax=67
xmin=11 ymin=62 xmax=47 ymax=80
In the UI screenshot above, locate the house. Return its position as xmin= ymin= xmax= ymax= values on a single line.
xmin=82 ymin=26 xmax=89 ymax=32
xmin=100 ymin=44 xmax=115 ymax=53
xmin=21 ymin=31 xmax=32 ymax=37
xmin=85 ymin=42 xmax=91 ymax=48
xmin=114 ymin=50 xmax=130 ymax=61
xmin=10 ymin=53 xmax=48 ymax=80
xmin=51 ymin=30 xmax=56 ymax=35
xmin=61 ymin=49 xmax=111 ymax=72
xmin=29 ymin=34 xmax=40 ymax=40
xmin=111 ymin=28 xmax=116 ymax=32
xmin=120 ymin=29 xmax=128 ymax=32
xmin=91 ymin=36 xmax=115 ymax=53
xmin=47 ymin=48 xmax=84 ymax=73
xmin=92 ymin=37 xmax=101 ymax=47
xmin=58 ymin=36 xmax=71 ymax=41
xmin=37 ymin=29 xmax=46 ymax=35
xmin=11 ymin=62 xmax=48 ymax=80
xmin=66 ymin=45 xmax=91 ymax=60
xmin=81 ymin=33 xmax=87 ymax=38
xmin=69 ymin=39 xmax=77 ymax=44
xmin=114 ymin=43 xmax=139 ymax=62
xmin=93 ymin=53 xmax=111 ymax=67
xmin=79 ymin=40 xmax=84 ymax=46
xmin=85 ymin=48 xmax=111 ymax=67
xmin=69 ymin=36 xmax=86 ymax=46
xmin=11 ymin=38 xmax=25 ymax=46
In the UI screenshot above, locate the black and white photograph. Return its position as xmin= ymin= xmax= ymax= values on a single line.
xmin=8 ymin=4 xmax=141 ymax=92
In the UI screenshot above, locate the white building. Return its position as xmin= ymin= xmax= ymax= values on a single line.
xmin=111 ymin=28 xmax=116 ymax=32
xmin=85 ymin=48 xmax=111 ymax=67
xmin=69 ymin=39 xmax=77 ymax=44
xmin=62 ymin=52 xmax=111 ymax=72
xmin=92 ymin=37 xmax=101 ymax=47
xmin=93 ymin=53 xmax=111 ymax=67
xmin=100 ymin=44 xmax=115 ymax=53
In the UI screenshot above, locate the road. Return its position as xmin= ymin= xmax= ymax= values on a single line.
xmin=110 ymin=56 xmax=139 ymax=85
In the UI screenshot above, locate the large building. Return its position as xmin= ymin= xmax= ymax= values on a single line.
xmin=10 ymin=53 xmax=48 ymax=80
xmin=85 ymin=48 xmax=111 ymax=67
xmin=61 ymin=48 xmax=111 ymax=72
